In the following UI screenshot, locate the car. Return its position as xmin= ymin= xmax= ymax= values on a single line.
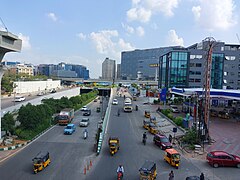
xmin=37 ymin=91 xmax=45 ymax=96
xmin=80 ymin=106 xmax=88 ymax=111
xmin=186 ymin=176 xmax=200 ymax=180
xmin=14 ymin=96 xmax=26 ymax=102
xmin=170 ymin=105 xmax=179 ymax=113
xmin=50 ymin=89 xmax=57 ymax=93
xmin=112 ymin=99 xmax=118 ymax=105
xmin=153 ymin=134 xmax=172 ymax=150
xmin=64 ymin=124 xmax=76 ymax=135
xmin=83 ymin=109 xmax=91 ymax=116
xmin=94 ymin=99 xmax=98 ymax=102
xmin=206 ymin=151 xmax=240 ymax=168
xmin=79 ymin=118 xmax=90 ymax=127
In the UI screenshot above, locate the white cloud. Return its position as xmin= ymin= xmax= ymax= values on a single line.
xmin=121 ymin=23 xmax=135 ymax=34
xmin=89 ymin=30 xmax=134 ymax=60
xmin=76 ymin=33 xmax=86 ymax=40
xmin=166 ymin=30 xmax=184 ymax=46
xmin=18 ymin=33 xmax=31 ymax=50
xmin=127 ymin=0 xmax=180 ymax=22
xmin=192 ymin=0 xmax=237 ymax=31
xmin=136 ymin=26 xmax=145 ymax=36
xmin=47 ymin=12 xmax=58 ymax=22
xmin=127 ymin=7 xmax=152 ymax=23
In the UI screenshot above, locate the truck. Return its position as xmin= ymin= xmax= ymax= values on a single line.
xmin=123 ymin=97 xmax=133 ymax=112
xmin=56 ymin=108 xmax=75 ymax=125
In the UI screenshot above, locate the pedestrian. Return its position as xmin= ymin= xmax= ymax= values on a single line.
xmin=169 ymin=134 xmax=172 ymax=143
xmin=169 ymin=170 xmax=174 ymax=180
xmin=200 ymin=172 xmax=204 ymax=180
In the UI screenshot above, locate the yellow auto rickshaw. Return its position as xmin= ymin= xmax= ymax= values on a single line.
xmin=108 ymin=137 xmax=120 ymax=156
xmin=164 ymin=148 xmax=180 ymax=169
xmin=139 ymin=161 xmax=157 ymax=180
xmin=148 ymin=123 xmax=159 ymax=135
xmin=143 ymin=119 xmax=151 ymax=130
xmin=32 ymin=151 xmax=50 ymax=174
xmin=145 ymin=110 xmax=150 ymax=118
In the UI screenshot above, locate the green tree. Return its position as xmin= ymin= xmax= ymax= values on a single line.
xmin=2 ymin=112 xmax=15 ymax=135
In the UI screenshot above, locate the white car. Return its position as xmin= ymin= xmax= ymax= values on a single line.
xmin=112 ymin=99 xmax=118 ymax=105
xmin=170 ymin=105 xmax=179 ymax=113
xmin=79 ymin=118 xmax=90 ymax=127
xmin=14 ymin=96 xmax=26 ymax=102
xmin=80 ymin=106 xmax=88 ymax=111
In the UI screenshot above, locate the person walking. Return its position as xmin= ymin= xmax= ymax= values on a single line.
xmin=200 ymin=173 xmax=205 ymax=180
xmin=169 ymin=170 xmax=174 ymax=180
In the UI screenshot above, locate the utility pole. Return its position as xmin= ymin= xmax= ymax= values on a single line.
xmin=202 ymin=37 xmax=216 ymax=143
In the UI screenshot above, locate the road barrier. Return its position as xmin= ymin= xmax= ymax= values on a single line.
xmin=96 ymin=88 xmax=114 ymax=155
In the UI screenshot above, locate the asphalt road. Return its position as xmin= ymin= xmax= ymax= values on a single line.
xmin=0 ymin=97 xmax=107 ymax=180
xmin=86 ymin=94 xmax=240 ymax=180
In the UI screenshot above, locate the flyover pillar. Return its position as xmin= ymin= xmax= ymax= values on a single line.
xmin=0 ymin=30 xmax=22 ymax=139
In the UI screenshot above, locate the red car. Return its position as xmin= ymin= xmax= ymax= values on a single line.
xmin=153 ymin=134 xmax=172 ymax=150
xmin=206 ymin=151 xmax=240 ymax=168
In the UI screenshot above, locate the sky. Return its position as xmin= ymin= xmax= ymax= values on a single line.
xmin=1 ymin=0 xmax=240 ymax=78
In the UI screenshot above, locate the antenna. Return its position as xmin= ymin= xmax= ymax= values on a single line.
xmin=0 ymin=17 xmax=8 ymax=32
xmin=236 ymin=34 xmax=240 ymax=44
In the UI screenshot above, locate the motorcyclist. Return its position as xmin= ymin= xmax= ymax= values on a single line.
xmin=136 ymin=105 xmax=138 ymax=111
xmin=142 ymin=132 xmax=147 ymax=145
xmin=83 ymin=129 xmax=88 ymax=139
xmin=117 ymin=164 xmax=124 ymax=178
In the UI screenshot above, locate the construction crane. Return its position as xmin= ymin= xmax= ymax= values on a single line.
xmin=0 ymin=17 xmax=8 ymax=32
xmin=201 ymin=37 xmax=216 ymax=142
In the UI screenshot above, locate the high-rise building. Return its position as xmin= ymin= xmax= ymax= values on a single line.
xmin=102 ymin=57 xmax=116 ymax=80
xmin=116 ymin=64 xmax=121 ymax=80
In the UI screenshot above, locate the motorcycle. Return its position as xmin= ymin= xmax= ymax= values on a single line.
xmin=136 ymin=105 xmax=138 ymax=111
xmin=117 ymin=171 xmax=123 ymax=180
xmin=142 ymin=137 xmax=146 ymax=145
xmin=83 ymin=130 xmax=88 ymax=139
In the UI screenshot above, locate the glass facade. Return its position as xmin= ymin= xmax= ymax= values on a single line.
xmin=159 ymin=51 xmax=189 ymax=89
xmin=211 ymin=53 xmax=224 ymax=89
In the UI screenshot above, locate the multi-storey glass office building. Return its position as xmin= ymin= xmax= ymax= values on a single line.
xmin=121 ymin=39 xmax=240 ymax=89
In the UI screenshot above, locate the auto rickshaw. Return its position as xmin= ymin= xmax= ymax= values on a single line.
xmin=139 ymin=160 xmax=157 ymax=180
xmin=148 ymin=123 xmax=159 ymax=135
xmin=164 ymin=148 xmax=180 ymax=169
xmin=143 ymin=119 xmax=151 ymax=130
xmin=108 ymin=137 xmax=120 ymax=156
xmin=145 ymin=110 xmax=150 ymax=118
xmin=32 ymin=151 xmax=50 ymax=174
xmin=96 ymin=107 xmax=101 ymax=113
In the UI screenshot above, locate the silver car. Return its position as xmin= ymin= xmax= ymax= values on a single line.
xmin=79 ymin=118 xmax=90 ymax=127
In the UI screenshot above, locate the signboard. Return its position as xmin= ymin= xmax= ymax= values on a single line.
xmin=160 ymin=88 xmax=167 ymax=101
xmin=149 ymin=63 xmax=159 ymax=67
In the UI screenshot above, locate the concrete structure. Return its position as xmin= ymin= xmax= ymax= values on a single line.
xmin=102 ymin=57 xmax=116 ymax=80
xmin=116 ymin=64 xmax=121 ymax=80
xmin=0 ymin=30 xmax=22 ymax=139
xmin=13 ymin=79 xmax=61 ymax=94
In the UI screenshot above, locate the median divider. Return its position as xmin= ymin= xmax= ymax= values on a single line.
xmin=96 ymin=88 xmax=114 ymax=155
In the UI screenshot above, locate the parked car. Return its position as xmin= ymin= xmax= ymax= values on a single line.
xmin=50 ymin=88 xmax=57 ymax=93
xmin=79 ymin=118 xmax=90 ymax=127
xmin=80 ymin=106 xmax=88 ymax=111
xmin=153 ymin=134 xmax=172 ymax=150
xmin=206 ymin=151 xmax=240 ymax=168
xmin=37 ymin=91 xmax=45 ymax=96
xmin=170 ymin=105 xmax=179 ymax=113
xmin=64 ymin=124 xmax=76 ymax=135
xmin=83 ymin=109 xmax=91 ymax=116
xmin=218 ymin=111 xmax=230 ymax=119
xmin=112 ymin=99 xmax=118 ymax=105
xmin=14 ymin=96 xmax=26 ymax=102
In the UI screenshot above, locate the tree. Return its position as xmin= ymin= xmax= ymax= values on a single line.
xmin=2 ymin=112 xmax=15 ymax=135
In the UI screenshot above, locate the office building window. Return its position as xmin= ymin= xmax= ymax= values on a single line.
xmin=190 ymin=55 xmax=195 ymax=59
xmin=189 ymin=63 xmax=194 ymax=67
xmin=195 ymin=71 xmax=201 ymax=75
xmin=195 ymin=79 xmax=201 ymax=82
xmin=196 ymin=63 xmax=202 ymax=67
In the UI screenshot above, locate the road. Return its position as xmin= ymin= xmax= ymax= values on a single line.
xmin=0 ymin=97 xmax=107 ymax=180
xmin=86 ymin=94 xmax=240 ymax=180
